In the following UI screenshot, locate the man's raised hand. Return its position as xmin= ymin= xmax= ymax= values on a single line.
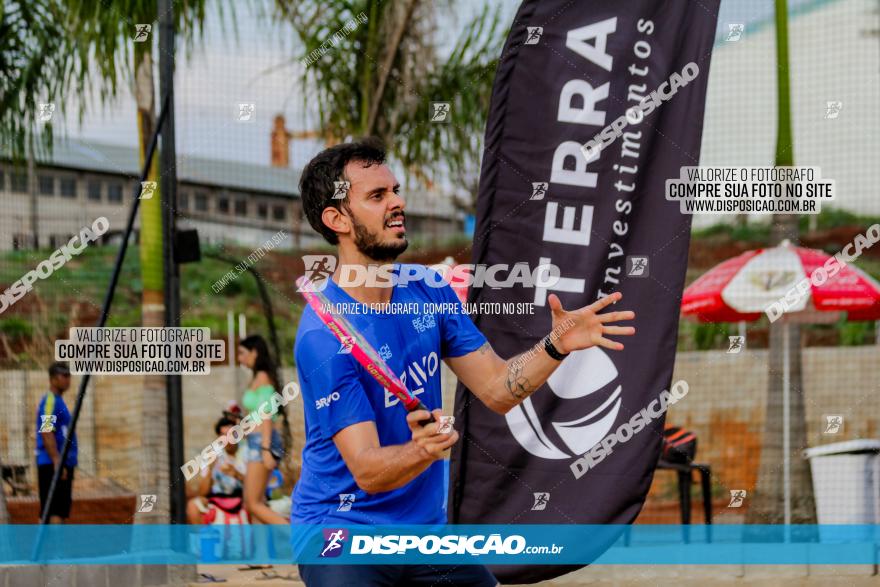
xmin=548 ymin=292 xmax=636 ymax=353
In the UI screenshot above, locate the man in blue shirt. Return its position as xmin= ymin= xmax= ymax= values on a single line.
xmin=35 ymin=361 xmax=77 ymax=523
xmin=293 ymin=139 xmax=635 ymax=586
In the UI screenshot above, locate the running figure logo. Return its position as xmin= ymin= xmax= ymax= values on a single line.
xmin=38 ymin=103 xmax=55 ymax=123
xmin=430 ymin=102 xmax=450 ymax=123
xmin=824 ymin=101 xmax=843 ymax=120
xmin=337 ymin=494 xmax=355 ymax=512
xmin=39 ymin=415 xmax=57 ymax=433
xmin=823 ymin=415 xmax=843 ymax=434
xmin=531 ymin=492 xmax=549 ymax=511
xmin=437 ymin=416 xmax=455 ymax=434
xmin=530 ymin=182 xmax=548 ymax=201
xmin=727 ymin=490 xmax=746 ymax=508
xmin=726 ymin=24 xmax=744 ymax=42
xmin=338 ymin=337 xmax=355 ymax=355
xmin=134 ymin=24 xmax=152 ymax=42
xmin=525 ymin=27 xmax=543 ymax=45
xmin=139 ymin=181 xmax=157 ymax=200
xmin=299 ymin=255 xmax=337 ymax=292
xmin=320 ymin=529 xmax=348 ymax=558
xmin=138 ymin=494 xmax=157 ymax=513
xmin=626 ymin=256 xmax=649 ymax=278
xmin=332 ymin=181 xmax=350 ymax=200
xmin=727 ymin=336 xmax=745 ymax=354
xmin=238 ymin=103 xmax=255 ymax=122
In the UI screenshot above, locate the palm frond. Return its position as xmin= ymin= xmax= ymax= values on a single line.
xmin=1 ymin=0 xmax=225 ymax=161
xmin=276 ymin=0 xmax=504 ymax=191
xmin=0 ymin=0 xmax=70 ymax=160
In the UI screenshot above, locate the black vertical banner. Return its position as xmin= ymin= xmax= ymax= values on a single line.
xmin=449 ymin=1 xmax=720 ymax=583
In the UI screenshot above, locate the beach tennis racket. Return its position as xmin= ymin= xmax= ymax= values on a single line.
xmin=296 ymin=276 xmax=436 ymax=426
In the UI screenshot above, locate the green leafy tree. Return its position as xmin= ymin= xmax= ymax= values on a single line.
xmin=0 ymin=1 xmax=69 ymax=157
xmin=2 ymin=0 xmax=218 ymax=522
xmin=275 ymin=0 xmax=504 ymax=200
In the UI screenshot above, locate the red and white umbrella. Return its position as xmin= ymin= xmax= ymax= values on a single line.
xmin=680 ymin=238 xmax=880 ymax=527
xmin=682 ymin=239 xmax=880 ymax=323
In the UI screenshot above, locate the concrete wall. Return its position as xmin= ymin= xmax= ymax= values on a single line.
xmin=651 ymin=345 xmax=880 ymax=513
xmin=3 ymin=346 xmax=878 ymax=506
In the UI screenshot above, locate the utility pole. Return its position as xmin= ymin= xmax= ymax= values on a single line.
xmin=159 ymin=0 xmax=185 ymax=524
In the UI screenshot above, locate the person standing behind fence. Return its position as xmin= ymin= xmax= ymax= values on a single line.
xmin=238 ymin=335 xmax=290 ymax=525
xmin=35 ymin=361 xmax=77 ymax=523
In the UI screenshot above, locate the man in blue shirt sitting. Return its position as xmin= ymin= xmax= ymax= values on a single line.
xmin=35 ymin=361 xmax=77 ymax=523
xmin=292 ymin=139 xmax=635 ymax=586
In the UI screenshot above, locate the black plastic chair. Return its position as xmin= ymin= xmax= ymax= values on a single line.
xmin=1 ymin=462 xmax=30 ymax=496
xmin=656 ymin=459 xmax=713 ymax=542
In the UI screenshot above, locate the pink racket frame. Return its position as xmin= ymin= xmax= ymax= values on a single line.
xmin=297 ymin=276 xmax=428 ymax=415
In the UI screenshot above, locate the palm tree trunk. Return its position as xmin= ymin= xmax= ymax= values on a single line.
xmin=359 ymin=0 xmax=381 ymax=134
xmin=134 ymin=45 xmax=170 ymax=523
xmin=366 ymin=0 xmax=419 ymax=134
xmin=746 ymin=0 xmax=816 ymax=525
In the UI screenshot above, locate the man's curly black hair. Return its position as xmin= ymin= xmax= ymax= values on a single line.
xmin=298 ymin=137 xmax=386 ymax=244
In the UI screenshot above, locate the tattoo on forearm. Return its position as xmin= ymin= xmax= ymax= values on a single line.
xmin=478 ymin=342 xmax=491 ymax=355
xmin=506 ymin=361 xmax=535 ymax=400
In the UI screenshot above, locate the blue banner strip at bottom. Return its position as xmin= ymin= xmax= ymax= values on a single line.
xmin=4 ymin=525 xmax=880 ymax=565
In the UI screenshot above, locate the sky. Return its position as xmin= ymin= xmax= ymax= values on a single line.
xmin=59 ymin=0 xmax=810 ymax=169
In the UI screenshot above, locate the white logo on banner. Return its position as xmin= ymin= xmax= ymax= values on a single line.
xmin=531 ymin=492 xmax=549 ymax=510
xmin=525 ymin=27 xmax=543 ymax=45
xmin=530 ymin=182 xmax=548 ymax=201
xmin=506 ymin=347 xmax=621 ymax=460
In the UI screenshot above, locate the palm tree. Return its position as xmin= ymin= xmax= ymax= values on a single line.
xmin=0 ymin=1 xmax=69 ymax=159
xmin=746 ymin=0 xmax=816 ymax=526
xmin=274 ymin=0 xmax=504 ymax=201
xmin=67 ymin=0 xmax=229 ymax=523
xmin=2 ymin=0 xmax=217 ymax=522
xmin=63 ymin=0 xmax=172 ymax=521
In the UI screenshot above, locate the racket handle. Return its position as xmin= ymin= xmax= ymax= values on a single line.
xmin=411 ymin=400 xmax=436 ymax=427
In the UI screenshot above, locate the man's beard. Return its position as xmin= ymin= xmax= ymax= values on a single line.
xmin=352 ymin=213 xmax=408 ymax=262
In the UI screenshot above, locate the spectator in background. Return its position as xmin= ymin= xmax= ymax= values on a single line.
xmin=186 ymin=417 xmax=247 ymax=524
xmin=223 ymin=400 xmax=243 ymax=425
xmin=35 ymin=361 xmax=76 ymax=524
xmin=237 ymin=335 xmax=290 ymax=525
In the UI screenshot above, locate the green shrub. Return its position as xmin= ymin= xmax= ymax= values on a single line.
xmin=0 ymin=316 xmax=33 ymax=339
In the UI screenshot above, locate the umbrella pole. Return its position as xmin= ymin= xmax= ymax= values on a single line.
xmin=783 ymin=320 xmax=792 ymax=537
